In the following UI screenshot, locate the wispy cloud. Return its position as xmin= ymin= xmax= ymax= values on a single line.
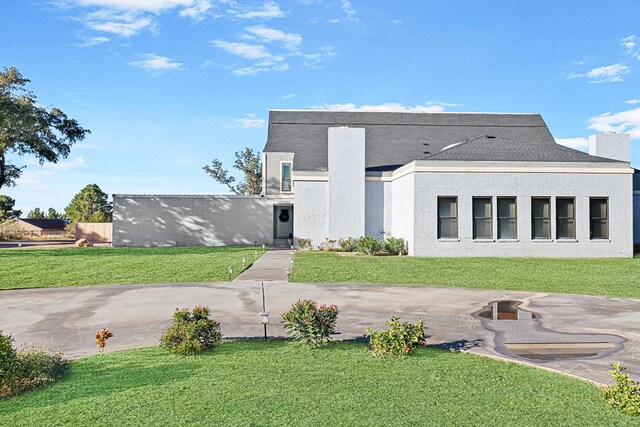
xmin=626 ymin=99 xmax=640 ymax=104
xmin=231 ymin=1 xmax=286 ymax=19
xmin=18 ymin=156 xmax=87 ymax=188
xmin=390 ymin=19 xmax=403 ymax=25
xmin=179 ymin=0 xmax=212 ymax=21
xmin=281 ymin=93 xmax=296 ymax=99
xmin=555 ymin=137 xmax=589 ymax=151
xmin=340 ymin=0 xmax=357 ymax=21
xmin=235 ymin=114 xmax=266 ymax=128
xmin=75 ymin=35 xmax=111 ymax=47
xmin=568 ymin=63 xmax=630 ymax=83
xmin=311 ymin=102 xmax=455 ymax=113
xmin=211 ymin=40 xmax=287 ymax=75
xmin=588 ymin=107 xmax=640 ymax=139
xmin=82 ymin=10 xmax=153 ymax=37
xmin=245 ymin=25 xmax=302 ymax=50
xmin=129 ymin=53 xmax=185 ymax=73
xmin=621 ymin=35 xmax=640 ymax=60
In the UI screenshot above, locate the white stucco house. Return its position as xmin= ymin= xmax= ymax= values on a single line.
xmin=113 ymin=110 xmax=636 ymax=257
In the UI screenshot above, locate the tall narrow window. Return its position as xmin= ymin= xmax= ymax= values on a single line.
xmin=473 ymin=197 xmax=493 ymax=239
xmin=556 ymin=198 xmax=575 ymax=239
xmin=281 ymin=162 xmax=292 ymax=192
xmin=590 ymin=198 xmax=609 ymax=239
xmin=438 ymin=197 xmax=458 ymax=239
xmin=497 ymin=197 xmax=517 ymax=239
xmin=531 ymin=197 xmax=550 ymax=239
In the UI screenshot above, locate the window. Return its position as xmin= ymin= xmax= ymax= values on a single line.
xmin=473 ymin=197 xmax=493 ymax=239
xmin=531 ymin=198 xmax=550 ymax=239
xmin=281 ymin=162 xmax=292 ymax=192
xmin=497 ymin=197 xmax=517 ymax=239
xmin=438 ymin=197 xmax=458 ymax=239
xmin=556 ymin=198 xmax=575 ymax=239
xmin=590 ymin=198 xmax=609 ymax=239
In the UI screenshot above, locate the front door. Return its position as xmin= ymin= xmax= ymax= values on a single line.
xmin=274 ymin=206 xmax=293 ymax=239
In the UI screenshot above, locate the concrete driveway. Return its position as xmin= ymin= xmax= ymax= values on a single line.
xmin=1 ymin=281 xmax=639 ymax=385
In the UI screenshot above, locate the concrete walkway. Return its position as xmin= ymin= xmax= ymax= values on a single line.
xmin=234 ymin=248 xmax=292 ymax=282
xmin=1 ymin=281 xmax=639 ymax=385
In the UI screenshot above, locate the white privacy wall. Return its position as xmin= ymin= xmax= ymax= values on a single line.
xmin=365 ymin=181 xmax=392 ymax=239
xmin=391 ymin=172 xmax=416 ymax=255
xmin=412 ymin=170 xmax=633 ymax=257
xmin=112 ymin=195 xmax=292 ymax=247
xmin=634 ymin=193 xmax=640 ymax=245
xmin=328 ymin=127 xmax=366 ymax=239
xmin=293 ymin=181 xmax=329 ymax=247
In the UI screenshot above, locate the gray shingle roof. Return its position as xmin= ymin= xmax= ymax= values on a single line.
xmin=18 ymin=218 xmax=67 ymax=230
xmin=264 ymin=110 xmax=620 ymax=171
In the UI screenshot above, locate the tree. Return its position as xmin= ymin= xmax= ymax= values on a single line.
xmin=27 ymin=207 xmax=45 ymax=219
xmin=46 ymin=207 xmax=63 ymax=219
xmin=0 ymin=195 xmax=21 ymax=222
xmin=64 ymin=184 xmax=112 ymax=223
xmin=203 ymin=148 xmax=262 ymax=195
xmin=0 ymin=67 xmax=90 ymax=190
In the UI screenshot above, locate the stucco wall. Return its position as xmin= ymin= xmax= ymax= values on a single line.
xmin=263 ymin=152 xmax=294 ymax=195
xmin=634 ymin=193 xmax=640 ymax=245
xmin=365 ymin=181 xmax=392 ymax=239
xmin=328 ymin=127 xmax=366 ymax=239
xmin=412 ymin=171 xmax=633 ymax=257
xmin=113 ymin=195 xmax=293 ymax=247
xmin=293 ymin=181 xmax=329 ymax=247
xmin=391 ymin=172 xmax=415 ymax=255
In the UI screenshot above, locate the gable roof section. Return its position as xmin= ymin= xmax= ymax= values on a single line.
xmin=265 ymin=110 xmax=620 ymax=171
xmin=17 ymin=218 xmax=67 ymax=230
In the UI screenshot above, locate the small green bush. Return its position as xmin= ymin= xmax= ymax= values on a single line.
xmin=365 ymin=316 xmax=426 ymax=356
xmin=602 ymin=363 xmax=640 ymax=416
xmin=338 ymin=237 xmax=358 ymax=252
xmin=0 ymin=330 xmax=69 ymax=398
xmin=356 ymin=236 xmax=384 ymax=255
xmin=160 ymin=306 xmax=222 ymax=356
xmin=282 ymin=300 xmax=339 ymax=347
xmin=296 ymin=237 xmax=313 ymax=250
xmin=384 ymin=237 xmax=407 ymax=255
xmin=320 ymin=238 xmax=336 ymax=251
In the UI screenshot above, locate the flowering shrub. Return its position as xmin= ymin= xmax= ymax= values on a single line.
xmin=602 ymin=363 xmax=640 ymax=416
xmin=0 ymin=330 xmax=69 ymax=398
xmin=356 ymin=236 xmax=384 ymax=255
xmin=296 ymin=238 xmax=313 ymax=250
xmin=282 ymin=300 xmax=339 ymax=347
xmin=95 ymin=328 xmax=114 ymax=354
xmin=365 ymin=316 xmax=427 ymax=356
xmin=160 ymin=306 xmax=222 ymax=356
xmin=384 ymin=237 xmax=407 ymax=255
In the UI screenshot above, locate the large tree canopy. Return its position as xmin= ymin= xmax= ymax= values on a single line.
xmin=0 ymin=195 xmax=21 ymax=222
xmin=0 ymin=67 xmax=90 ymax=189
xmin=65 ymin=184 xmax=112 ymax=223
xmin=203 ymin=148 xmax=262 ymax=195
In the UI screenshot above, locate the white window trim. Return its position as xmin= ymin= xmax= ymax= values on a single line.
xmin=280 ymin=161 xmax=293 ymax=193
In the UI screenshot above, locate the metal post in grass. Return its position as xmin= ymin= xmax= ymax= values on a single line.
xmin=259 ymin=281 xmax=270 ymax=340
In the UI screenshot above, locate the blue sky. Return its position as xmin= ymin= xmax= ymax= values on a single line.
xmin=1 ymin=0 xmax=640 ymax=213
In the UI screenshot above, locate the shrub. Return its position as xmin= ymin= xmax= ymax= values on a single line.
xmin=0 ymin=330 xmax=69 ymax=398
xmin=365 ymin=316 xmax=427 ymax=356
xmin=356 ymin=236 xmax=384 ymax=255
xmin=160 ymin=306 xmax=222 ymax=356
xmin=319 ymin=238 xmax=336 ymax=251
xmin=296 ymin=237 xmax=313 ymax=250
xmin=282 ymin=300 xmax=339 ymax=347
xmin=384 ymin=237 xmax=407 ymax=255
xmin=338 ymin=237 xmax=358 ymax=252
xmin=95 ymin=328 xmax=114 ymax=354
xmin=602 ymin=363 xmax=640 ymax=416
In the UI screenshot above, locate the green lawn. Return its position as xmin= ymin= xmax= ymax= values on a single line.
xmin=0 ymin=340 xmax=634 ymax=426
xmin=291 ymin=252 xmax=640 ymax=298
xmin=0 ymin=246 xmax=263 ymax=290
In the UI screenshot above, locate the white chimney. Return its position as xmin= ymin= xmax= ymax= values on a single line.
xmin=588 ymin=133 xmax=630 ymax=162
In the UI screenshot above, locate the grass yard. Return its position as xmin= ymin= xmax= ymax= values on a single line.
xmin=0 ymin=340 xmax=634 ymax=426
xmin=291 ymin=252 xmax=640 ymax=299
xmin=0 ymin=246 xmax=263 ymax=290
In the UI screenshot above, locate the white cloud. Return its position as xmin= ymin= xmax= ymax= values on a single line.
xmin=555 ymin=137 xmax=589 ymax=151
xmin=568 ymin=63 xmax=630 ymax=83
xmin=302 ymin=45 xmax=336 ymax=66
xmin=311 ymin=102 xmax=451 ymax=113
xmin=236 ymin=114 xmax=266 ymax=128
xmin=621 ymin=35 xmax=640 ymax=60
xmin=626 ymin=99 xmax=640 ymax=104
xmin=390 ymin=19 xmax=403 ymax=25
xmin=232 ymin=1 xmax=286 ymax=19
xmin=76 ymin=35 xmax=111 ymax=47
xmin=212 ymin=40 xmax=273 ymax=60
xmin=340 ymin=0 xmax=357 ymax=21
xmin=425 ymin=100 xmax=462 ymax=107
xmin=245 ymin=25 xmax=302 ymax=50
xmin=17 ymin=156 xmax=87 ymax=188
xmin=46 ymin=156 xmax=88 ymax=171
xmin=281 ymin=93 xmax=296 ymax=99
xmin=328 ymin=18 xmax=340 ymax=24
xmin=588 ymin=107 xmax=640 ymax=139
xmin=179 ymin=0 xmax=212 ymax=20
xmin=129 ymin=53 xmax=185 ymax=73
